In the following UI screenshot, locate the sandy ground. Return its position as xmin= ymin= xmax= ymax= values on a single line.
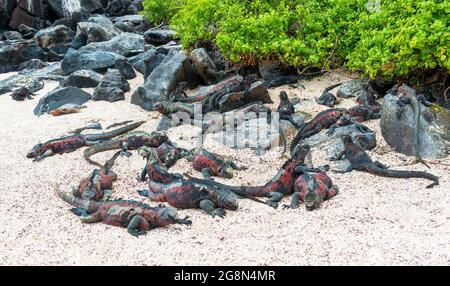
xmin=0 ymin=70 xmax=449 ymax=266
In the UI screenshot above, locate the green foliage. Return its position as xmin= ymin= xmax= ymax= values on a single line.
xmin=142 ymin=0 xmax=450 ymax=78
xmin=141 ymin=0 xmax=186 ymax=25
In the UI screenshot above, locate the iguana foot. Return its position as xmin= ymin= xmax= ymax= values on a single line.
xmin=120 ymin=150 xmax=132 ymax=157
xmin=129 ymin=229 xmax=148 ymax=237
xmin=211 ymin=208 xmax=226 ymax=218
xmin=70 ymin=208 xmax=90 ymax=217
xmin=177 ymin=216 xmax=192 ymax=225
xmin=267 ymin=201 xmax=279 ymax=209
xmin=282 ymin=204 xmax=297 ymax=210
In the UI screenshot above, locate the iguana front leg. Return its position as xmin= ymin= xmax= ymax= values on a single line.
xmin=127 ymin=215 xmax=150 ymax=237
xmin=138 ymin=165 xmax=148 ymax=181
xmin=302 ymin=123 xmax=323 ymax=139
xmin=201 ymin=168 xmax=213 ymax=180
xmin=120 ymin=142 xmax=132 ymax=157
xmin=79 ymin=211 xmax=102 ymax=223
xmin=282 ymin=192 xmax=301 ymax=210
xmin=137 ymin=189 xmax=166 ymax=202
xmin=199 ymin=199 xmax=225 ymax=218
xmin=33 ymin=149 xmax=53 ymax=161
xmin=265 ymin=192 xmax=284 ymax=209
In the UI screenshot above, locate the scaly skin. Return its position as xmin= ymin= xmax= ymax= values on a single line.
xmin=27 ymin=121 xmax=145 ymax=161
xmin=335 ymin=136 xmax=439 ymax=188
xmin=137 ymin=179 xmax=240 ymax=218
xmin=183 ymin=174 xmax=273 ymax=207
xmin=177 ymin=76 xmax=243 ymax=104
xmin=264 ymin=75 xmax=299 ymax=88
xmin=154 ymin=142 xmax=189 ymax=168
xmin=290 ymin=109 xmax=346 ymax=154
xmin=201 ymin=75 xmax=256 ymax=113
xmin=316 ymin=83 xmax=342 ymax=107
xmin=283 ymin=169 xmax=339 ymax=211
xmin=168 ymin=82 xmax=189 ymax=101
xmin=83 ymin=131 xmax=168 ymax=167
xmin=54 ymin=185 xmax=192 ymax=237
xmin=72 ymin=151 xmax=121 ymax=201
xmin=396 ymin=85 xmax=431 ymax=167
xmin=238 ymin=145 xmax=312 ymax=208
xmin=186 ymin=148 xmax=247 ymax=179
xmin=137 ymin=146 xmax=184 ymax=184
xmin=154 ymin=101 xmax=195 ymax=118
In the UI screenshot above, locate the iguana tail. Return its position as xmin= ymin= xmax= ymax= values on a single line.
xmin=84 ymin=121 xmax=145 ymax=141
xmin=366 ymin=165 xmax=439 ymax=188
xmin=103 ymin=150 xmax=121 ymax=170
xmin=84 ymin=140 xmax=125 ymax=168
xmin=323 ymin=82 xmax=343 ymax=94
xmin=53 ymin=184 xmax=100 ymax=212
xmin=184 ymin=175 xmax=272 ymax=207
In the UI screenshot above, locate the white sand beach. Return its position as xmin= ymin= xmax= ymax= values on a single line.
xmin=0 ymin=70 xmax=448 ymax=265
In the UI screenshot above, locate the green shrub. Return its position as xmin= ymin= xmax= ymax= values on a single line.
xmin=141 ymin=0 xmax=186 ymax=25
xmin=142 ymin=0 xmax=450 ymax=78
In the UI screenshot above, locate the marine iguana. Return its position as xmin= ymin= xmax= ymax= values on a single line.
xmin=168 ymin=82 xmax=189 ymax=101
xmin=154 ymin=101 xmax=195 ymax=118
xmin=185 ymin=148 xmax=247 ymax=180
xmin=229 ymin=145 xmax=312 ymax=208
xmin=72 ymin=151 xmax=121 ymax=201
xmin=283 ymin=167 xmax=339 ymax=211
xmin=396 ymin=85 xmax=432 ymax=168
xmin=277 ymin=91 xmax=301 ymax=128
xmin=290 ymin=105 xmax=382 ymax=154
xmin=154 ymin=142 xmax=189 ymax=168
xmin=177 ymin=76 xmax=243 ymax=104
xmin=137 ymin=179 xmax=240 ymax=218
xmin=201 ymin=75 xmax=257 ymax=113
xmin=333 ymin=136 xmax=439 ymax=188
xmin=264 ymin=75 xmax=299 ymax=88
xmin=316 ymin=83 xmax=342 ymax=107
xmin=54 ymin=185 xmax=192 ymax=237
xmin=83 ymin=131 xmax=169 ymax=167
xmin=27 ymin=121 xmax=145 ymax=162
xmin=290 ymin=108 xmax=347 ymax=154
xmin=137 ymin=146 xmax=184 ymax=184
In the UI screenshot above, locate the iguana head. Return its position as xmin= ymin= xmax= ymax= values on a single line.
xmin=138 ymin=146 xmax=159 ymax=164
xmin=279 ymin=91 xmax=289 ymax=101
xmin=303 ymin=191 xmax=323 ymax=211
xmin=216 ymin=190 xmax=239 ymax=211
xmin=154 ymin=101 xmax=169 ymax=114
xmin=291 ymin=144 xmax=310 ymax=163
xmin=219 ymin=166 xmax=234 ymax=178
xmin=27 ymin=143 xmax=43 ymax=158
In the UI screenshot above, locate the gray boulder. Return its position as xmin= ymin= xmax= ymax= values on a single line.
xmin=61 ymin=69 xmax=103 ymax=88
xmin=337 ymin=79 xmax=366 ymax=98
xmin=18 ymin=0 xmax=45 ymax=18
xmin=18 ymin=58 xmax=48 ymax=71
xmin=380 ymin=84 xmax=450 ymax=159
xmin=33 ymin=25 xmax=75 ymax=49
xmin=143 ymin=29 xmax=176 ymax=45
xmin=131 ymin=49 xmax=187 ymax=110
xmin=0 ymin=74 xmax=44 ymax=96
xmin=33 ymin=86 xmax=91 ymax=116
xmin=75 ymin=16 xmax=121 ymax=43
xmin=79 ymin=33 xmax=144 ymax=57
xmin=3 ymin=31 xmax=24 ymax=40
xmin=8 ymin=6 xmax=46 ymax=30
xmin=92 ymin=69 xmax=130 ymax=102
xmin=190 ymin=48 xmax=224 ymax=85
xmin=61 ymin=48 xmax=134 ymax=79
xmin=0 ymin=40 xmax=44 ymax=73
